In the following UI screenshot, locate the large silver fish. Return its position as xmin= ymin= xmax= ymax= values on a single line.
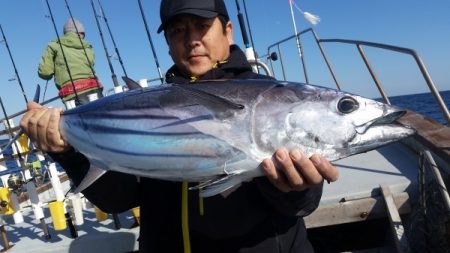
xmin=61 ymin=79 xmax=414 ymax=197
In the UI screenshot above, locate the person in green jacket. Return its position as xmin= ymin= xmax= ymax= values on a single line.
xmin=38 ymin=18 xmax=103 ymax=107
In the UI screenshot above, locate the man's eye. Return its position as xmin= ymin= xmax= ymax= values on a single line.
xmin=198 ymin=22 xmax=211 ymax=30
xmin=169 ymin=27 xmax=184 ymax=35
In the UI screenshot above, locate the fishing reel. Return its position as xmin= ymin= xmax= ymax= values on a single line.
xmin=29 ymin=164 xmax=45 ymax=186
xmin=23 ymin=160 xmax=45 ymax=186
xmin=32 ymin=169 xmax=45 ymax=186
xmin=0 ymin=200 xmax=7 ymax=208
xmin=7 ymin=173 xmax=24 ymax=193
xmin=0 ymin=197 xmax=11 ymax=215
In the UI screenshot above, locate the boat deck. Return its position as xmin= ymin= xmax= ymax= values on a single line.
xmin=305 ymin=141 xmax=418 ymax=229
xmin=322 ymin=141 xmax=418 ymax=204
xmin=3 ymin=206 xmax=139 ymax=253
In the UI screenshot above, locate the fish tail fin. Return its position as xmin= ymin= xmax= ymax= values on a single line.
xmin=73 ymin=166 xmax=107 ymax=194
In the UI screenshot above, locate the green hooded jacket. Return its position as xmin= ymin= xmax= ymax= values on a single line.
xmin=38 ymin=32 xmax=95 ymax=90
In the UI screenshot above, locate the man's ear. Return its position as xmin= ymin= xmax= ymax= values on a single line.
xmin=226 ymin=21 xmax=233 ymax=45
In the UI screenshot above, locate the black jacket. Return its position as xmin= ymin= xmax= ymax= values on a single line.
xmin=52 ymin=45 xmax=322 ymax=253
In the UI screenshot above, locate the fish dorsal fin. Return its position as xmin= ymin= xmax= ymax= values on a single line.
xmin=122 ymin=76 xmax=142 ymax=90
xmin=33 ymin=84 xmax=41 ymax=102
xmin=164 ymin=84 xmax=245 ymax=120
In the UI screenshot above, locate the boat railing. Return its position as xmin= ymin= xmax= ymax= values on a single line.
xmin=419 ymin=150 xmax=450 ymax=221
xmin=265 ymin=28 xmax=450 ymax=125
xmin=247 ymin=59 xmax=273 ymax=77
xmin=0 ymin=95 xmax=59 ymax=123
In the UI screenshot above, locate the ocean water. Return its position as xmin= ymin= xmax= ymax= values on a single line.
xmin=1 ymin=90 xmax=449 ymax=171
xmin=386 ymin=90 xmax=450 ymax=126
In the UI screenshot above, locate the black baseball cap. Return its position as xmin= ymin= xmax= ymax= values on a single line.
xmin=157 ymin=0 xmax=229 ymax=33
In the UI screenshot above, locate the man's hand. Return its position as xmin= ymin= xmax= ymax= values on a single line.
xmin=20 ymin=102 xmax=70 ymax=153
xmin=262 ymin=148 xmax=338 ymax=192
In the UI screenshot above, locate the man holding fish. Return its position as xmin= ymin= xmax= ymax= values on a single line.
xmin=21 ymin=0 xmax=339 ymax=252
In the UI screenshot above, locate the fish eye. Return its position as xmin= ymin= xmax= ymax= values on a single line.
xmin=337 ymin=96 xmax=359 ymax=114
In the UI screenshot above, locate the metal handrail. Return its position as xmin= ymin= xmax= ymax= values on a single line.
xmin=319 ymin=38 xmax=450 ymax=124
xmin=266 ymin=28 xmax=341 ymax=89
xmin=247 ymin=59 xmax=273 ymax=77
xmin=0 ymin=95 xmax=59 ymax=122
xmin=419 ymin=150 xmax=450 ymax=218
xmin=265 ymin=28 xmax=450 ymax=125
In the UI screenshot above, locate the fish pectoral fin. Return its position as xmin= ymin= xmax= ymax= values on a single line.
xmin=171 ymin=85 xmax=244 ymax=119
xmin=190 ymin=173 xmax=244 ymax=198
xmin=73 ymin=166 xmax=107 ymax=194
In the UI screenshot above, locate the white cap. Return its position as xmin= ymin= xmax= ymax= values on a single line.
xmin=63 ymin=18 xmax=85 ymax=34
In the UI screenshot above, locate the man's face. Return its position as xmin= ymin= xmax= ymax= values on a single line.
xmin=165 ymin=15 xmax=233 ymax=77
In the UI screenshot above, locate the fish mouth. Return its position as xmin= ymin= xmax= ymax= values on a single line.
xmin=355 ymin=110 xmax=407 ymax=134
xmin=347 ymin=109 xmax=415 ymax=152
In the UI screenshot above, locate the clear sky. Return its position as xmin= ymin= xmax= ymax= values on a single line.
xmin=0 ymin=0 xmax=449 ymax=118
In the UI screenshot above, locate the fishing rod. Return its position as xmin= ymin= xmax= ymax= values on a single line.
xmin=25 ymin=178 xmax=52 ymax=240
xmin=0 ymin=95 xmax=59 ymax=123
xmin=242 ymin=0 xmax=258 ymax=62
xmin=89 ymin=0 xmax=120 ymax=89
xmin=234 ymin=0 xmax=259 ymax=74
xmin=0 ymin=97 xmax=29 ymax=231
xmin=63 ymin=0 xmax=98 ymax=82
xmin=1 ymin=85 xmax=41 ymax=153
xmin=44 ymin=0 xmax=81 ymax=106
xmin=0 ymin=24 xmax=29 ymax=104
xmin=96 ymin=0 xmax=128 ymax=77
xmin=288 ymin=0 xmax=309 ymax=83
xmin=1 ymin=87 xmax=52 ymax=240
xmin=137 ymin=0 xmax=164 ymax=84
xmin=0 ymin=98 xmax=26 ymax=167
xmin=235 ymin=0 xmax=249 ymax=49
xmin=0 ymin=222 xmax=12 ymax=251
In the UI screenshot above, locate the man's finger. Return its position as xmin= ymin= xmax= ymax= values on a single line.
xmin=261 ymin=158 xmax=291 ymax=192
xmin=290 ymin=150 xmax=322 ymax=186
xmin=27 ymin=101 xmax=43 ymax=110
xmin=310 ymin=155 xmax=339 ymax=182
xmin=47 ymin=108 xmax=66 ymax=148
xmin=275 ymin=149 xmax=305 ymax=189
xmin=34 ymin=108 xmax=52 ymax=150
